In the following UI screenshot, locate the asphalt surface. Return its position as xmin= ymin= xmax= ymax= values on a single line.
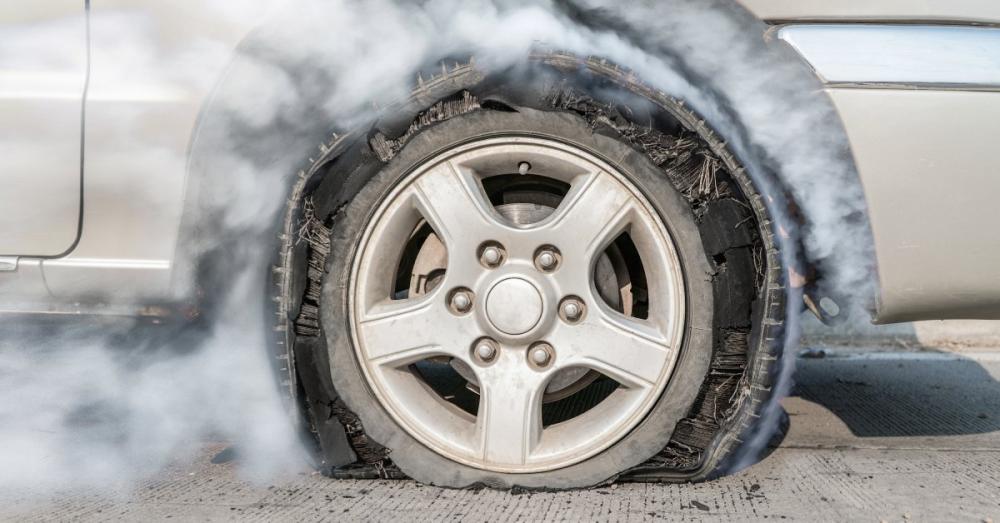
xmin=5 ymin=347 xmax=1000 ymax=522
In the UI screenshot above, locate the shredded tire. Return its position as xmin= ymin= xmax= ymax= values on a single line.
xmin=269 ymin=52 xmax=787 ymax=487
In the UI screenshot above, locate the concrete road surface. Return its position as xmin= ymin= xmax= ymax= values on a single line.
xmin=5 ymin=347 xmax=1000 ymax=522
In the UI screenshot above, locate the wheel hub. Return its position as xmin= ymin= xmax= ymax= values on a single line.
xmin=485 ymin=277 xmax=544 ymax=336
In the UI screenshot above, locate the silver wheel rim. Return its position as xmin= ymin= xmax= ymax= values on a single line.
xmin=349 ymin=137 xmax=686 ymax=473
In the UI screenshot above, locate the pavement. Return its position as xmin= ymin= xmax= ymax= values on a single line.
xmin=4 ymin=347 xmax=1000 ymax=522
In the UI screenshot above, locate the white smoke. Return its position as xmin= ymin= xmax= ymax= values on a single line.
xmin=0 ymin=0 xmax=874 ymax=495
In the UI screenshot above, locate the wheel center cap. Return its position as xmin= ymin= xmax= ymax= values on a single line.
xmin=485 ymin=277 xmax=543 ymax=335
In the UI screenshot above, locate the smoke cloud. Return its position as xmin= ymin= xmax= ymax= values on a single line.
xmin=0 ymin=0 xmax=874 ymax=495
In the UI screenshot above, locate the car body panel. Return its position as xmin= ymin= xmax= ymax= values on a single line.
xmin=778 ymin=24 xmax=1000 ymax=88
xmin=40 ymin=1 xmax=259 ymax=302
xmin=2 ymin=1 xmax=1000 ymax=322
xmin=0 ymin=1 xmax=85 ymax=256
xmin=826 ymin=87 xmax=1000 ymax=322
xmin=738 ymin=0 xmax=1000 ymax=25
xmin=773 ymin=23 xmax=1000 ymax=321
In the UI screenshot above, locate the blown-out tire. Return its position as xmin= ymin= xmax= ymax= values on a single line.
xmin=279 ymin=55 xmax=787 ymax=489
xmin=321 ymin=109 xmax=715 ymax=488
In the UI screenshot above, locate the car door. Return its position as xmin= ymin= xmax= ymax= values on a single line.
xmin=0 ymin=1 xmax=86 ymax=257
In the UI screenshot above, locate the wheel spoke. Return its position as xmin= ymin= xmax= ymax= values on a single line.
xmin=411 ymin=161 xmax=499 ymax=257
xmin=476 ymin=363 xmax=546 ymax=465
xmin=358 ymin=295 xmax=470 ymax=368
xmin=555 ymin=307 xmax=672 ymax=390
xmin=545 ymin=171 xmax=636 ymax=261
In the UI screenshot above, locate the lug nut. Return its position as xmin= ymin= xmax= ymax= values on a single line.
xmin=483 ymin=247 xmax=501 ymax=265
xmin=453 ymin=293 xmax=471 ymax=311
xmin=561 ymin=299 xmax=584 ymax=322
xmin=449 ymin=289 xmax=473 ymax=314
xmin=529 ymin=343 xmax=553 ymax=367
xmin=476 ymin=342 xmax=497 ymax=361
xmin=531 ymin=346 xmax=550 ymax=366
xmin=535 ymin=247 xmax=560 ymax=272
xmin=479 ymin=243 xmax=505 ymax=268
xmin=472 ymin=338 xmax=499 ymax=365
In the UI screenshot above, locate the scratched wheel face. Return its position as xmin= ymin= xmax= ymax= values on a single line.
xmin=349 ymin=137 xmax=686 ymax=473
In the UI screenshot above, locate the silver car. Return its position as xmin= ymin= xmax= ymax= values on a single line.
xmin=2 ymin=0 xmax=998 ymax=489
